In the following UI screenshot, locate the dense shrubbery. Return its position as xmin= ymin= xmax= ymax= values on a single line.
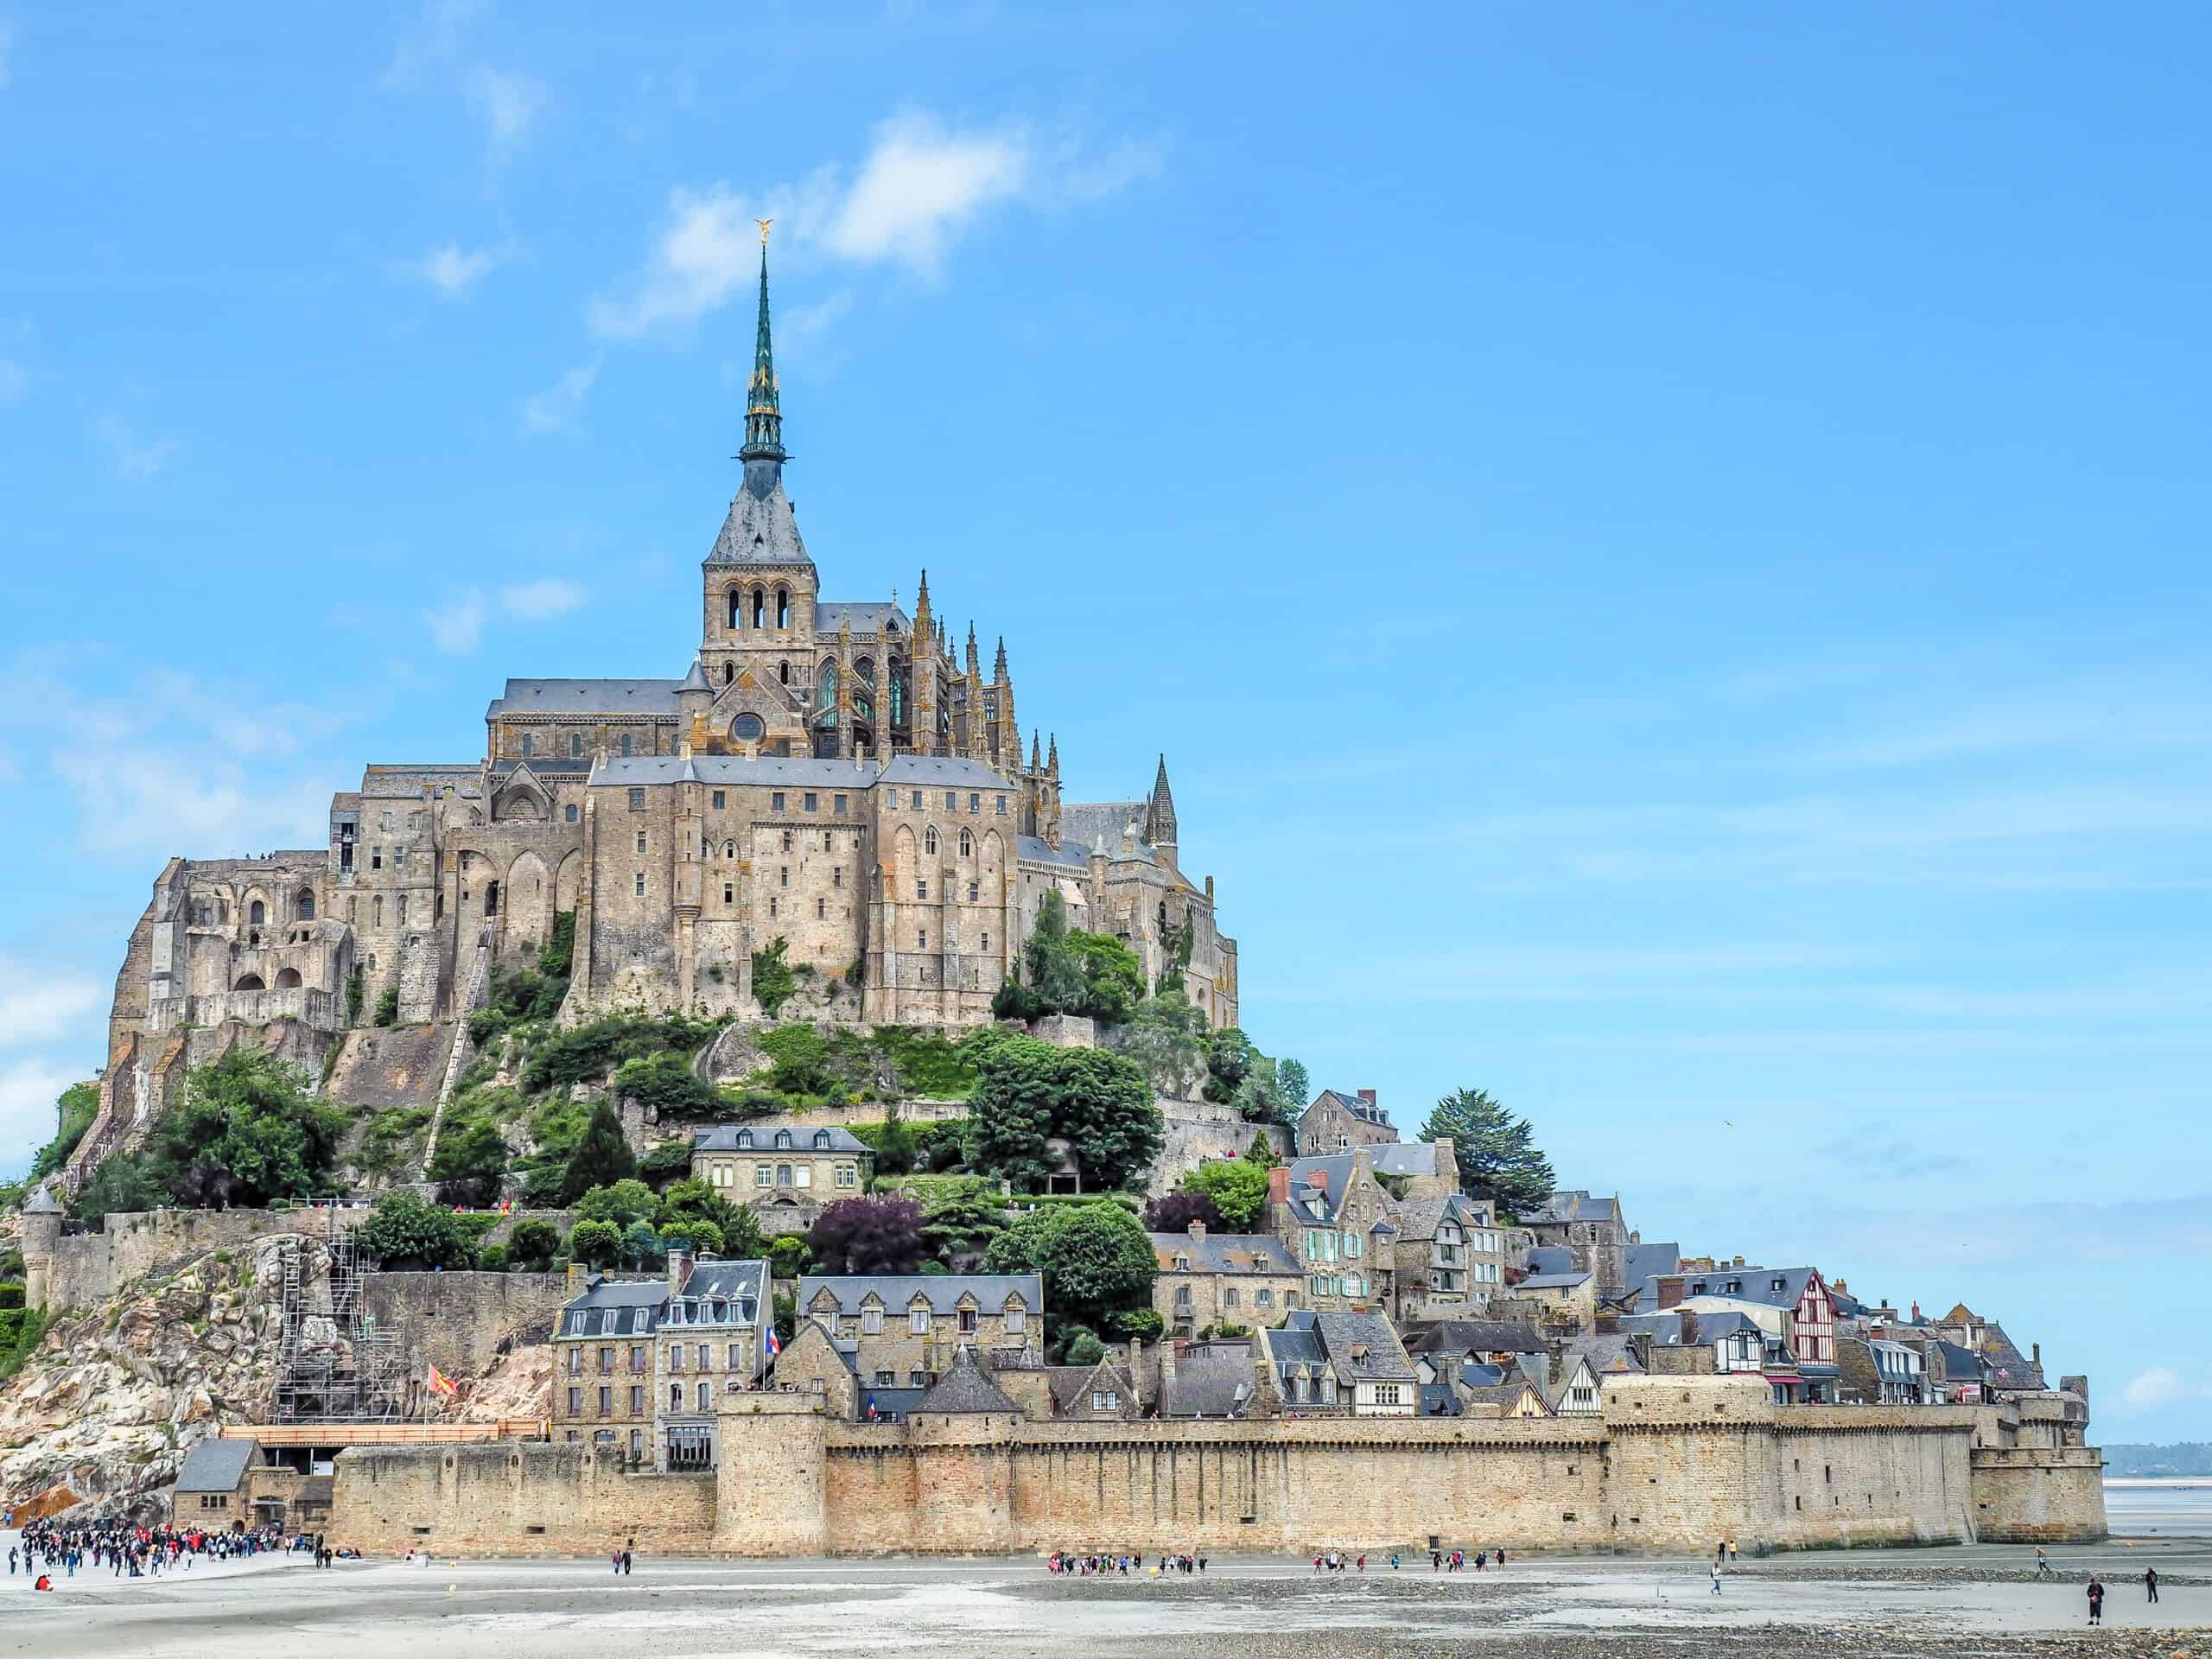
xmin=984 ymin=1200 xmax=1156 ymax=1338
xmin=356 ymin=1191 xmax=478 ymax=1269
xmin=519 ymin=1013 xmax=723 ymax=1096
xmin=1179 ymin=1153 xmax=1273 ymax=1230
xmin=28 ymin=1082 xmax=99 ymax=1182
xmin=969 ymin=1035 xmax=1160 ymax=1194
xmin=750 ymin=937 xmax=798 ymax=1017
xmin=990 ymin=891 xmax=1145 ymax=1025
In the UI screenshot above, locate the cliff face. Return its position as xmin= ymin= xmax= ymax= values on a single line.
xmin=0 ymin=1236 xmax=295 ymax=1521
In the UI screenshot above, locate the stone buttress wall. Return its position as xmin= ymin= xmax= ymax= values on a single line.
xmin=334 ymin=1442 xmax=715 ymax=1555
xmin=1969 ymin=1446 xmax=2107 ymax=1541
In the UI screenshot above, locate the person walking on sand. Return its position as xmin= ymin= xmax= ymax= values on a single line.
xmin=2036 ymin=1547 xmax=2052 ymax=1580
xmin=1711 ymin=1562 xmax=1723 ymax=1595
xmin=2145 ymin=1566 xmax=2158 ymax=1604
xmin=2087 ymin=1576 xmax=2104 ymax=1625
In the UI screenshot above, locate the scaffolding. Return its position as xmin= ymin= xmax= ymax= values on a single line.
xmin=272 ymin=1222 xmax=407 ymax=1423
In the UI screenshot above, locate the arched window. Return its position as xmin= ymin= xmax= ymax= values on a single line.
xmin=722 ymin=663 xmax=734 ymax=685
xmin=889 ymin=662 xmax=906 ymax=725
xmin=620 ymin=733 xmax=633 ymax=756
xmin=957 ymin=830 xmax=972 ymax=858
xmin=296 ymin=888 xmax=315 ymax=921
xmin=778 ymin=661 xmax=791 ymax=685
xmin=728 ymin=588 xmax=743 ymax=630
xmin=372 ymin=895 xmax=384 ymax=927
xmin=751 ymin=588 xmax=766 ymax=629
xmin=570 ymin=732 xmax=584 ymax=759
xmin=775 ymin=588 xmax=790 ymax=629
xmin=233 ymin=972 xmax=265 ymax=992
xmin=855 ymin=657 xmax=873 ymax=684
xmin=925 ymin=827 xmax=938 ymax=855
xmin=817 ymin=663 xmax=838 ymax=721
xmin=248 ymin=899 xmax=266 ymax=925
xmin=670 ymin=1383 xmax=683 ymax=1410
xmin=274 ymin=967 xmax=302 ymax=989
xmin=732 ymin=713 xmax=765 ymax=742
xmin=521 ymin=733 xmax=534 ymax=758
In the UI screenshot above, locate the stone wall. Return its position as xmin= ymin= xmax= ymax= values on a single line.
xmin=362 ymin=1271 xmax=570 ymax=1381
xmin=42 ymin=1209 xmax=341 ymax=1312
xmin=1969 ymin=1446 xmax=2108 ymax=1541
xmin=333 ymin=1441 xmax=716 ymax=1554
xmin=334 ymin=1374 xmax=2086 ymax=1556
xmin=1152 ymin=1099 xmax=1286 ymax=1199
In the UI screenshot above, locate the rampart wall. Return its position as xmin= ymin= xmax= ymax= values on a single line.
xmin=334 ymin=1376 xmax=2101 ymax=1556
xmin=1969 ymin=1446 xmax=2107 ymax=1542
xmin=361 ymin=1271 xmax=569 ymax=1380
xmin=334 ymin=1442 xmax=716 ymax=1555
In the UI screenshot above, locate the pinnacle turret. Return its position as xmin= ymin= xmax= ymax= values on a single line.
xmin=737 ymin=228 xmax=785 ymax=466
xmin=1146 ymin=753 xmax=1178 ymax=848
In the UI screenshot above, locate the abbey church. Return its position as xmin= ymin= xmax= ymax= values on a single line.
xmin=74 ymin=240 xmax=1236 ymax=1185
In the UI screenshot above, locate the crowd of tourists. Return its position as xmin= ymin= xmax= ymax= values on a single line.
xmin=7 ymin=1518 xmax=299 ymax=1584
xmin=1046 ymin=1550 xmax=1209 ymax=1574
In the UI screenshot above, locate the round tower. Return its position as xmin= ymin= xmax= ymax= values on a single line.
xmin=21 ymin=1181 xmax=63 ymax=1311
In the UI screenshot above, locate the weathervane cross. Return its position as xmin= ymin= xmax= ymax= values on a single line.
xmin=755 ymin=217 xmax=773 ymax=246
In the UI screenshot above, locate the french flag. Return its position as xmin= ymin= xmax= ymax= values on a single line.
xmin=764 ymin=1324 xmax=781 ymax=1359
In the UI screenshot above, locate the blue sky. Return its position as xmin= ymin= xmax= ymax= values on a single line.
xmin=1 ymin=4 xmax=2205 ymax=1439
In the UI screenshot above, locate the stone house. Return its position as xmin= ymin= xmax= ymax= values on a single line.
xmin=1294 ymin=1088 xmax=1395 ymax=1157
xmin=796 ymin=1272 xmax=1043 ymax=1392
xmin=1155 ymin=1338 xmax=1261 ymax=1419
xmin=692 ymin=1122 xmax=871 ymax=1211
xmin=552 ymin=1276 xmax=665 ymax=1462
xmin=1662 ymin=1266 xmax=1842 ymax=1404
xmin=1522 ymin=1192 xmax=1631 ymax=1294
xmin=1926 ymin=1303 xmax=2046 ymax=1396
xmin=1364 ymin=1139 xmax=1462 ymax=1203
xmin=1515 ymin=1268 xmax=1596 ymax=1327
xmin=1047 ymin=1355 xmax=1142 ymax=1421
xmin=1258 ymin=1310 xmax=1418 ymax=1416
xmin=1402 ymin=1318 xmax=1550 ymax=1371
xmin=1147 ymin=1221 xmax=1303 ymax=1336
xmin=1389 ymin=1193 xmax=1504 ymax=1320
xmin=1265 ymin=1152 xmax=1398 ymax=1310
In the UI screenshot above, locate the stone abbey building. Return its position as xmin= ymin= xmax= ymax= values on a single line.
xmin=71 ymin=239 xmax=1236 ymax=1186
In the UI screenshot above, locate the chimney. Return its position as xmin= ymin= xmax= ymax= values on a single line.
xmin=1910 ymin=1301 xmax=1921 ymax=1322
xmin=1268 ymin=1166 xmax=1290 ymax=1205
xmin=1656 ymin=1274 xmax=1685 ymax=1310
xmin=1834 ymin=1277 xmax=1847 ymax=1295
xmin=1160 ymin=1338 xmax=1179 ymax=1389
xmin=1186 ymin=1219 xmax=1208 ymax=1242
xmin=1357 ymin=1088 xmax=1377 ymax=1107
xmin=1306 ymin=1169 xmax=1328 ymax=1190
xmin=2031 ymin=1342 xmax=2041 ymax=1369
xmin=668 ymin=1243 xmax=694 ymax=1295
xmin=566 ymin=1261 xmax=584 ymax=1297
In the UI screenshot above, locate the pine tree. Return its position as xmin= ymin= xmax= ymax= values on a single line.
xmin=1418 ymin=1088 xmax=1555 ymax=1215
xmin=561 ymin=1101 xmax=638 ymax=1205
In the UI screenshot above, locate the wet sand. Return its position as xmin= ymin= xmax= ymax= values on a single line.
xmin=2 ymin=1540 xmax=2205 ymax=1658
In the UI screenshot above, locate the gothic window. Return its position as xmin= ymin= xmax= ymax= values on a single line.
xmin=779 ymin=662 xmax=791 ymax=685
xmin=296 ymin=888 xmax=315 ymax=921
xmin=925 ymin=828 xmax=938 ymax=855
xmin=751 ymin=588 xmax=766 ymax=629
xmin=775 ymin=588 xmax=791 ymax=629
xmin=728 ymin=588 xmax=743 ymax=630
xmin=248 ymin=899 xmax=265 ymax=925
xmin=957 ymin=830 xmax=972 ymax=857
xmin=570 ymin=733 xmax=583 ymax=759
xmin=521 ymin=734 xmax=534 ymax=758
xmin=817 ymin=662 xmax=838 ymax=719
xmin=620 ymin=733 xmax=633 ymax=756
xmin=855 ymin=693 xmax=874 ymax=723
xmin=889 ymin=663 xmax=906 ymax=725
xmin=733 ymin=712 xmax=766 ymax=741
xmin=372 ymin=895 xmax=383 ymax=927
xmin=566 ymin=804 xmax=579 ymax=823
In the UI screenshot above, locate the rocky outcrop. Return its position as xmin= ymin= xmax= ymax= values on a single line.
xmin=0 ymin=1235 xmax=304 ymax=1521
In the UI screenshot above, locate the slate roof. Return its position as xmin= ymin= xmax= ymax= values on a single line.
xmin=1934 ymin=1339 xmax=1984 ymax=1379
xmin=1525 ymin=1191 xmax=1620 ymax=1226
xmin=860 ymin=1385 xmax=926 ymax=1420
xmin=878 ymin=753 xmax=1015 ymax=789
xmin=1459 ymin=1361 xmax=1506 ymax=1388
xmin=1403 ymin=1319 xmax=1548 ymax=1357
xmin=706 ymin=467 xmax=812 ymax=567
xmin=1047 ymin=1360 xmax=1137 ymax=1415
xmin=1161 ymin=1342 xmax=1258 ymax=1418
xmin=588 ymin=753 xmax=877 ymax=788
xmin=1624 ymin=1241 xmax=1681 ymax=1292
xmin=1017 ymin=833 xmax=1091 ymax=869
xmin=487 ymin=677 xmax=683 ymax=718
xmin=1676 ymin=1265 xmax=1825 ymax=1313
xmin=175 ymin=1438 xmax=257 ymax=1494
xmin=1309 ymin=1088 xmax=1393 ymax=1129
xmin=1366 ymin=1142 xmax=1445 ymax=1179
xmin=696 ymin=1123 xmax=871 ymax=1155
xmin=1526 ymin=1245 xmax=1575 ymax=1275
xmin=815 ymin=601 xmax=910 ymax=636
xmin=558 ymin=1274 xmax=671 ymax=1337
xmin=1060 ymin=801 xmax=1149 ymax=857
xmin=914 ymin=1346 xmax=1019 ymax=1414
xmin=22 ymin=1182 xmax=60 ymax=1215
xmin=1281 ymin=1153 xmax=1404 ymax=1223
xmin=1387 ymin=1194 xmax=1477 ymax=1243
xmin=1273 ymin=1309 xmax=1417 ymax=1384
xmin=798 ymin=1273 xmax=1041 ymax=1319
xmin=1465 ymin=1381 xmax=1545 ymax=1414
xmin=1420 ymin=1382 xmax=1462 ymax=1416
xmin=675 ymin=1258 xmax=769 ymax=1307
xmin=678 ymin=658 xmax=713 ymax=692
xmin=1567 ymin=1333 xmax=1647 ymax=1376
xmin=1978 ymin=1322 xmax=2045 ymax=1390
xmin=1519 ymin=1270 xmax=1592 ymax=1291
xmin=1148 ymin=1230 xmax=1299 ymax=1274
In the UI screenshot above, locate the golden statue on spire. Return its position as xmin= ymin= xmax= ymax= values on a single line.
xmin=754 ymin=217 xmax=773 ymax=246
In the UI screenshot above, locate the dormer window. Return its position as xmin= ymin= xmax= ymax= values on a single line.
xmin=814 ymin=1130 xmax=831 ymax=1149
xmin=735 ymin=1129 xmax=753 ymax=1148
xmin=774 ymin=1129 xmax=793 ymax=1149
xmin=910 ymin=1304 xmax=931 ymax=1335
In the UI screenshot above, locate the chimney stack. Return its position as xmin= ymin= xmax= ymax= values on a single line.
xmin=668 ymin=1243 xmax=694 ymax=1295
xmin=1268 ymin=1166 xmax=1290 ymax=1205
xmin=1357 ymin=1088 xmax=1377 ymax=1107
xmin=1187 ymin=1219 xmax=1208 ymax=1241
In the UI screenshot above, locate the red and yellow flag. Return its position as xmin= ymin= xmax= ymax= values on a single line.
xmin=427 ymin=1363 xmax=459 ymax=1398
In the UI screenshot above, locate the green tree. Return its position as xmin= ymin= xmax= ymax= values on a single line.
xmin=1181 ymin=1158 xmax=1271 ymax=1230
xmin=1243 ymin=1131 xmax=1278 ymax=1167
xmin=993 ymin=891 xmax=1147 ymax=1024
xmin=575 ymin=1178 xmax=661 ymax=1229
xmin=372 ymin=984 xmax=400 ymax=1027
xmin=356 ymin=1192 xmax=477 ymax=1269
xmin=429 ymin=1109 xmax=509 ymax=1207
xmin=874 ymin=1111 xmax=918 ymax=1177
xmin=560 ymin=1101 xmax=637 ymax=1204
xmin=984 ymin=1201 xmax=1156 ymax=1334
xmin=148 ymin=1048 xmax=348 ymax=1208
xmin=1108 ymin=992 xmax=1209 ymax=1098
xmin=915 ymin=1176 xmax=1007 ymax=1267
xmin=567 ymin=1218 xmax=620 ymax=1268
xmin=968 ymin=1036 xmax=1160 ymax=1195
xmin=767 ymin=1236 xmax=812 ymax=1281
xmin=1066 ymin=931 xmax=1145 ymax=1024
xmin=612 ymin=1052 xmax=721 ymax=1116
xmin=663 ymin=1217 xmax=723 ymax=1255
xmin=1202 ymin=1027 xmax=1254 ymax=1104
xmin=1275 ymin=1058 xmax=1311 ymax=1109
xmin=751 ymin=936 xmax=798 ymax=1017
xmin=1418 ymin=1087 xmax=1556 ymax=1215
xmin=29 ymin=1081 xmax=99 ymax=1181
xmin=69 ymin=1151 xmax=161 ymax=1220
xmin=621 ymin=1219 xmax=664 ymax=1268
xmin=657 ymin=1179 xmax=766 ymax=1260
xmin=1060 ymin=1327 xmax=1104 ymax=1365
xmin=505 ymin=1218 xmax=562 ymax=1270
xmin=807 ymin=1197 xmax=925 ymax=1274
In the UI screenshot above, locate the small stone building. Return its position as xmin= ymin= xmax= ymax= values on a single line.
xmin=692 ymin=1122 xmax=872 ymax=1210
xmin=1147 ymin=1221 xmax=1304 ymax=1336
xmin=1294 ymin=1089 xmax=1395 ymax=1156
xmin=796 ymin=1273 xmax=1043 ymax=1393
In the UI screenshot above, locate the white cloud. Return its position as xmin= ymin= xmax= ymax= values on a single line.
xmin=2121 ymin=1366 xmax=2186 ymax=1410
xmin=500 ymin=577 xmax=583 ymax=619
xmin=423 ymin=590 xmax=485 ymax=653
xmin=413 ymin=240 xmax=512 ymax=298
xmin=589 ymin=111 xmax=1151 ymax=337
xmin=0 ymin=956 xmax=101 ymax=1049
xmin=824 ymin=111 xmax=1030 ymax=275
xmin=0 ymin=1059 xmax=79 ymax=1172
xmin=0 ymin=359 xmax=25 ymax=402
xmin=471 ymin=67 xmax=544 ymax=164
xmin=93 ymin=411 xmax=178 ymax=480
xmin=382 ymin=0 xmax=483 ymax=90
xmin=520 ymin=357 xmax=599 ymax=435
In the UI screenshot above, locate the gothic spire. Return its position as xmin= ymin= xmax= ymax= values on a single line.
xmin=1030 ymin=730 xmax=1041 ymax=772
xmin=1146 ymin=753 xmax=1179 ymax=847
xmin=994 ymin=635 xmax=1008 ymax=680
xmin=737 ymin=223 xmax=785 ymax=467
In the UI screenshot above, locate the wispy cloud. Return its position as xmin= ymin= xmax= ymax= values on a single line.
xmin=93 ymin=411 xmax=179 ymax=480
xmin=500 ymin=577 xmax=583 ymax=619
xmin=470 ymin=67 xmax=544 ymax=165
xmin=423 ymin=590 xmax=484 ymax=653
xmin=2120 ymin=1366 xmax=2186 ymax=1411
xmin=520 ymin=357 xmax=599 ymax=435
xmin=411 ymin=239 xmax=514 ymax=298
xmin=0 ymin=955 xmax=101 ymax=1049
xmin=0 ymin=1058 xmax=79 ymax=1170
xmin=381 ymin=0 xmax=482 ymax=90
xmin=588 ymin=111 xmax=1152 ymax=338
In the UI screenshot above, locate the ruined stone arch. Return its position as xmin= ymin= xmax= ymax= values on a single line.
xmin=232 ymin=972 xmax=265 ymax=992
xmin=555 ymin=848 xmax=583 ymax=912
xmin=294 ymin=887 xmax=315 ymax=922
xmin=505 ymin=849 xmax=554 ymax=953
xmin=890 ymin=824 xmax=918 ymax=896
xmin=273 ymin=966 xmax=302 ymax=989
